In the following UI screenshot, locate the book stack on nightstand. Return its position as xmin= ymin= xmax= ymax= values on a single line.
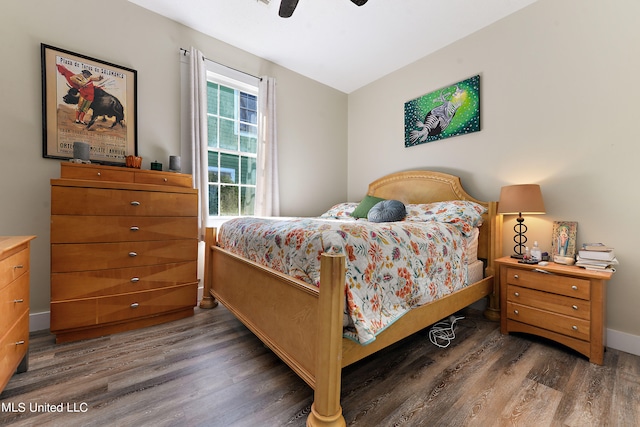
xmin=576 ymin=243 xmax=618 ymax=271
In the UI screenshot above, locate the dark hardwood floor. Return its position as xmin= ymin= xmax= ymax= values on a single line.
xmin=1 ymin=304 xmax=638 ymax=426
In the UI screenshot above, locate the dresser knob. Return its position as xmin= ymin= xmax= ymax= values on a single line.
xmin=572 ymin=325 xmax=578 ymax=330
xmin=13 ymin=299 xmax=24 ymax=303
xmin=130 ymin=277 xmax=140 ymax=283
xmin=128 ymin=252 xmax=138 ymax=257
xmin=130 ymin=201 xmax=141 ymax=206
xmin=15 ymin=340 xmax=25 ymax=346
xmin=14 ymin=264 xmax=24 ymax=269
xmin=572 ymin=305 xmax=578 ymax=310
xmin=514 ymin=292 xmax=520 ymax=297
xmin=514 ymin=310 xmax=519 ymax=315
xmin=164 ymin=178 xmax=168 ymax=182
xmin=572 ymin=285 xmax=578 ymax=290
xmin=130 ymin=303 xmax=139 ymax=309
xmin=97 ymin=172 xmax=101 ymax=176
xmin=130 ymin=226 xmax=139 ymax=231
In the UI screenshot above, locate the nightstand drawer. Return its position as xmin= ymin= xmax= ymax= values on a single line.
xmin=505 ymin=267 xmax=590 ymax=300
xmin=0 ymin=248 xmax=29 ymax=289
xmin=0 ymin=273 xmax=29 ymax=329
xmin=507 ymin=285 xmax=590 ymax=320
xmin=506 ymin=301 xmax=590 ymax=341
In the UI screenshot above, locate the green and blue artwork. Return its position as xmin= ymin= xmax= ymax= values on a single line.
xmin=404 ymin=75 xmax=480 ymax=147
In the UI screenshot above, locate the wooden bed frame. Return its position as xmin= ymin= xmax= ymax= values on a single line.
xmin=200 ymin=170 xmax=502 ymax=426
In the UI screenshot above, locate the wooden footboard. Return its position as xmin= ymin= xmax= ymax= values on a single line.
xmin=203 ymin=227 xmax=347 ymax=426
xmin=202 ymin=227 xmax=497 ymax=427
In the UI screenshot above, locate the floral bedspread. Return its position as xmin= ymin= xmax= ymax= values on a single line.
xmin=218 ymin=217 xmax=470 ymax=344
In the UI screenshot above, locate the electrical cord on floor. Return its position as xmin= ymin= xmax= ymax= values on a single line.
xmin=429 ymin=315 xmax=465 ymax=348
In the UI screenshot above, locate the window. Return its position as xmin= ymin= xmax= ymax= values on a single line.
xmin=205 ymin=70 xmax=259 ymax=217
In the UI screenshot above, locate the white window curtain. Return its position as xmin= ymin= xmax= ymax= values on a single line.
xmin=187 ymin=47 xmax=209 ymax=241
xmin=256 ymin=76 xmax=280 ymax=217
xmin=187 ymin=47 xmax=280 ymax=240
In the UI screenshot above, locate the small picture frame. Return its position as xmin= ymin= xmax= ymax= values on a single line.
xmin=551 ymin=221 xmax=578 ymax=258
xmin=41 ymin=44 xmax=137 ymax=166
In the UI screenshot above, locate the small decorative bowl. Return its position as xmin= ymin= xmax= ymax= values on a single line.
xmin=126 ymin=155 xmax=142 ymax=169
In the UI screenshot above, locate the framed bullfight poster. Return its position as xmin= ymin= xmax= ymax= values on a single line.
xmin=41 ymin=44 xmax=137 ymax=165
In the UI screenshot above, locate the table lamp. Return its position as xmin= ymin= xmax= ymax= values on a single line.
xmin=497 ymin=184 xmax=546 ymax=258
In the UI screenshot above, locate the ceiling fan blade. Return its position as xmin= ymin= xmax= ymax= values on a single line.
xmin=351 ymin=0 xmax=368 ymax=5
xmin=279 ymin=0 xmax=299 ymax=18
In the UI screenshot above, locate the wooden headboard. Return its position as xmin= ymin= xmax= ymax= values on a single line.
xmin=367 ymin=170 xmax=502 ymax=276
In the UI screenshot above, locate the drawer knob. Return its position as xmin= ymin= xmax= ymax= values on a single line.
xmin=572 ymin=285 xmax=578 ymax=290
xmin=572 ymin=325 xmax=578 ymax=331
xmin=514 ymin=292 xmax=520 ymax=297
xmin=130 ymin=201 xmax=141 ymax=206
xmin=13 ymin=299 xmax=24 ymax=303
xmin=513 ymin=274 xmax=519 ymax=279
xmin=15 ymin=340 xmax=25 ymax=346
xmin=97 ymin=172 xmax=101 ymax=176
xmin=164 ymin=178 xmax=168 ymax=182
xmin=128 ymin=251 xmax=138 ymax=257
xmin=14 ymin=264 xmax=24 ymax=269
xmin=130 ymin=303 xmax=139 ymax=309
xmin=130 ymin=226 xmax=139 ymax=231
xmin=514 ymin=310 xmax=519 ymax=315
xmin=130 ymin=277 xmax=140 ymax=283
xmin=572 ymin=305 xmax=578 ymax=310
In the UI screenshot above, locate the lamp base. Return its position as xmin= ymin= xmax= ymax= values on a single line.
xmin=510 ymin=254 xmax=524 ymax=259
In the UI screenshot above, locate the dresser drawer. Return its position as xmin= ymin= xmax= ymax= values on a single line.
xmin=51 ymin=216 xmax=197 ymax=243
xmin=505 ymin=267 xmax=590 ymax=300
xmin=0 ymin=310 xmax=29 ymax=388
xmin=507 ymin=285 xmax=590 ymax=320
xmin=506 ymin=301 xmax=590 ymax=341
xmin=61 ymin=163 xmax=135 ymax=183
xmin=51 ymin=284 xmax=197 ymax=331
xmin=51 ymin=261 xmax=197 ymax=300
xmin=60 ymin=163 xmax=192 ymax=188
xmin=51 ymin=186 xmax=197 ymax=217
xmin=0 ymin=248 xmax=29 ymax=289
xmin=134 ymin=170 xmax=192 ymax=188
xmin=51 ymin=239 xmax=197 ymax=272
xmin=0 ymin=273 xmax=29 ymax=330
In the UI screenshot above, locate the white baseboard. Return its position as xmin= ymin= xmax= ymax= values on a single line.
xmin=606 ymin=328 xmax=640 ymax=357
xmin=29 ymin=310 xmax=50 ymax=332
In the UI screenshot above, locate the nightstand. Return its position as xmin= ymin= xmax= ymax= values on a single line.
xmin=496 ymin=256 xmax=613 ymax=365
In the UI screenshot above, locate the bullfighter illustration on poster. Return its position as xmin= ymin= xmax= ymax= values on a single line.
xmin=42 ymin=44 xmax=137 ymax=165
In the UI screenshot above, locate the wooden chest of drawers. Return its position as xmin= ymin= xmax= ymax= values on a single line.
xmin=497 ymin=256 xmax=613 ymax=365
xmin=1 ymin=236 xmax=35 ymax=395
xmin=50 ymin=163 xmax=198 ymax=343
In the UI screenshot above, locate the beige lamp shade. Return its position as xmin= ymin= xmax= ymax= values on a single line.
xmin=497 ymin=184 xmax=545 ymax=215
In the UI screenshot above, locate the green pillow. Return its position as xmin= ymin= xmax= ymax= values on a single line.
xmin=351 ymin=195 xmax=386 ymax=218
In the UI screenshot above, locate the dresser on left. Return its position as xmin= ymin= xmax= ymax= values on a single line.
xmin=0 ymin=235 xmax=36 ymax=395
xmin=50 ymin=163 xmax=199 ymax=343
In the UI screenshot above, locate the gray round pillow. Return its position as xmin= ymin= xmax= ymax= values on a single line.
xmin=367 ymin=200 xmax=406 ymax=223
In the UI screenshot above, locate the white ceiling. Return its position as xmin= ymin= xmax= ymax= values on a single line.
xmin=129 ymin=0 xmax=537 ymax=93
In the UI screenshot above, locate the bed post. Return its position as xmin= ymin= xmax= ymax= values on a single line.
xmin=483 ymin=201 xmax=503 ymax=321
xmin=307 ymin=253 xmax=346 ymax=427
xmin=199 ymin=227 xmax=218 ymax=309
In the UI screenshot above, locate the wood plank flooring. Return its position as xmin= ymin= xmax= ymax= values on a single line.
xmin=1 ymin=305 xmax=638 ymax=426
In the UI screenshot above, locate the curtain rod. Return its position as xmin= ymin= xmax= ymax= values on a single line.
xmin=180 ymin=48 xmax=262 ymax=81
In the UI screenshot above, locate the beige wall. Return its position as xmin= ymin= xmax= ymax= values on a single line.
xmin=0 ymin=0 xmax=347 ymax=318
xmin=348 ymin=0 xmax=640 ymax=343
